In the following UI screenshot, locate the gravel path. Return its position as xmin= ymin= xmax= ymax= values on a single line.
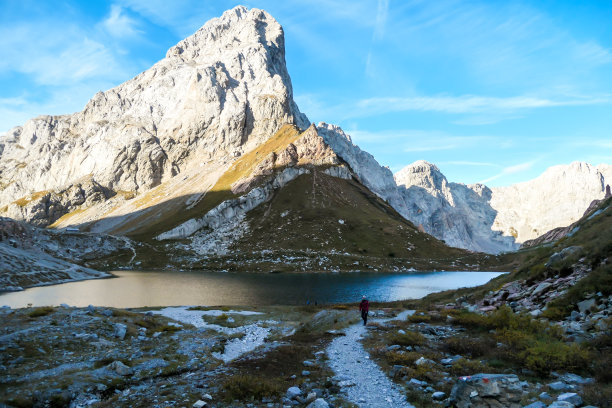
xmin=327 ymin=310 xmax=416 ymax=408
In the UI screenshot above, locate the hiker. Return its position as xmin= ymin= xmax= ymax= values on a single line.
xmin=359 ymin=295 xmax=369 ymax=326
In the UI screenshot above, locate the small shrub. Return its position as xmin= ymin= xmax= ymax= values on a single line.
xmin=582 ymin=383 xmax=612 ymax=407
xmin=160 ymin=324 xmax=181 ymax=332
xmin=446 ymin=310 xmax=488 ymax=328
xmin=94 ymin=357 xmax=115 ymax=369
xmin=383 ymin=350 xmax=421 ymax=366
xmin=442 ymin=335 xmax=495 ymax=358
xmin=388 ymin=331 xmax=425 ymax=347
xmin=448 ymin=358 xmax=489 ymax=376
xmin=27 ymin=306 xmax=54 ymax=318
xmin=222 ymin=374 xmax=283 ymax=402
xmin=406 ymin=313 xmax=432 ymax=323
xmin=521 ymin=342 xmax=590 ymax=376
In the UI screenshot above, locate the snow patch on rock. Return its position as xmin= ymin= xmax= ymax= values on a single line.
xmin=150 ymin=306 xmax=271 ymax=363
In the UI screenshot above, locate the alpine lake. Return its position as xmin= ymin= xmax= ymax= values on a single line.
xmin=0 ymin=270 xmax=505 ymax=308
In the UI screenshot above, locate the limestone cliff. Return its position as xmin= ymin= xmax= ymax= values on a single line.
xmin=393 ymin=161 xmax=610 ymax=253
xmin=394 ymin=161 xmax=517 ymax=253
xmin=490 ymin=162 xmax=610 ymax=243
xmin=0 ymin=6 xmax=308 ymax=226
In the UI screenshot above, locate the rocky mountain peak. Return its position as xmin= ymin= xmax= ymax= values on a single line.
xmin=394 ymin=160 xmax=451 ymax=200
xmin=490 ymin=161 xmax=610 ymax=243
xmin=0 ymin=6 xmax=308 ymax=227
xmin=166 ymin=6 xmax=282 ymax=62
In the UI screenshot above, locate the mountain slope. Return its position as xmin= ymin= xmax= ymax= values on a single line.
xmin=128 ymin=124 xmax=490 ymax=272
xmin=1 ymin=6 xmax=308 ymax=228
xmin=0 ymin=218 xmax=130 ymax=291
xmin=394 ymin=161 xmax=516 ymax=253
xmin=392 ymin=160 xmax=610 ymax=253
xmin=490 ymin=161 xmax=610 ymax=242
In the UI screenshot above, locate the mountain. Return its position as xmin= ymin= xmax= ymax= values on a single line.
xmin=0 ymin=6 xmax=493 ymax=283
xmin=1 ymin=6 xmax=308 ymax=228
xmin=490 ymin=161 xmax=611 ymax=242
xmin=392 ymin=161 xmax=611 ymax=253
xmin=394 ymin=161 xmax=516 ymax=254
xmin=1 ymin=5 xmax=608 ymax=261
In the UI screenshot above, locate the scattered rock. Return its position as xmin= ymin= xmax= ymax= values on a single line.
xmin=432 ymin=391 xmax=445 ymax=400
xmin=286 ymin=386 xmax=302 ymax=399
xmin=577 ymin=298 xmax=596 ymax=314
xmin=538 ymin=391 xmax=552 ymax=401
xmin=558 ymin=373 xmax=594 ymax=385
xmin=532 ymin=282 xmax=552 ymax=297
xmin=449 ymin=374 xmax=523 ymax=408
xmin=193 ymin=400 xmax=207 ymax=408
xmin=107 ymin=361 xmax=132 ymax=376
xmin=546 ymin=246 xmax=582 ymax=267
xmin=548 ymin=381 xmax=570 ymax=391
xmin=440 ymin=355 xmax=462 ymax=365
xmin=415 ymin=357 xmax=434 ymax=366
xmin=113 ymin=323 xmax=127 ymax=340
xmin=557 ymin=392 xmax=582 ymax=406
xmin=547 ymin=401 xmax=575 ymax=408
xmin=304 ymin=392 xmax=317 ymax=403
xmin=306 ymin=398 xmax=329 ymax=408
xmin=523 ymin=402 xmax=547 ymax=408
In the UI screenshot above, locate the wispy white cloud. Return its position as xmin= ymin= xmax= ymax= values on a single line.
xmin=0 ymin=5 xmax=146 ymax=131
xmin=570 ymin=139 xmax=612 ymax=149
xmin=297 ymin=92 xmax=610 ymax=125
xmin=117 ymin=0 xmax=214 ymax=37
xmin=346 ymin=128 xmax=495 ymax=153
xmin=373 ymin=0 xmax=389 ymax=41
xmin=479 ymin=160 xmax=536 ymax=184
xmin=356 ymin=94 xmax=610 ymax=115
xmin=441 ymin=161 xmax=497 ymax=167
xmin=102 ymin=4 xmax=143 ymax=39
xmin=0 ymin=20 xmax=131 ymax=87
xmin=388 ymin=0 xmax=612 ymax=92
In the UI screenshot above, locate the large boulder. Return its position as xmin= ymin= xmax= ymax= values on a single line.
xmin=448 ymin=374 xmax=523 ymax=408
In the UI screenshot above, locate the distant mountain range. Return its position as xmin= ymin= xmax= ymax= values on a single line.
xmin=1 ymin=5 xmax=610 ymax=262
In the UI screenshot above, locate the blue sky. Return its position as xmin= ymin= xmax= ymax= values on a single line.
xmin=1 ymin=0 xmax=611 ymax=186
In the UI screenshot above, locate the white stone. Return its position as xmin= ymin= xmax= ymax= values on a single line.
xmin=557 ymin=392 xmax=582 ymax=406
xmin=286 ymin=386 xmax=301 ymax=399
xmin=306 ymin=399 xmax=329 ymax=408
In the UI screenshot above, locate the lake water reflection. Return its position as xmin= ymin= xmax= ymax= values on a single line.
xmin=0 ymin=270 xmax=505 ymax=308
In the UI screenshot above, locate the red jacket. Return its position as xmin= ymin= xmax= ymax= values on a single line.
xmin=359 ymin=299 xmax=369 ymax=312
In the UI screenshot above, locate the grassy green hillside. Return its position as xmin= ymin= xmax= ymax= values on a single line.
xmin=187 ymin=170 xmax=493 ymax=273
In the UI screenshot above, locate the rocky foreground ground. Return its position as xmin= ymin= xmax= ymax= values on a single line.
xmin=1 ymin=294 xmax=609 ymax=408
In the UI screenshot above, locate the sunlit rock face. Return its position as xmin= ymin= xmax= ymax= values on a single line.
xmin=392 ymin=161 xmax=611 ymax=253
xmin=394 ymin=161 xmax=517 ymax=254
xmin=316 ymin=123 xmax=410 ymax=217
xmin=0 ymin=6 xmax=308 ymax=226
xmin=489 ymin=161 xmax=611 ymax=243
